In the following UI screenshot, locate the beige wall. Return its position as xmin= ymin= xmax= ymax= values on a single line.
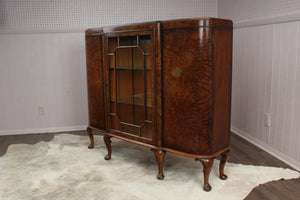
xmin=218 ymin=0 xmax=300 ymax=170
xmin=0 ymin=0 xmax=217 ymax=134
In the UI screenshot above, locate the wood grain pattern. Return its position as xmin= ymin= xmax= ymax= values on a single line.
xmin=197 ymin=158 xmax=214 ymax=191
xmin=152 ymin=149 xmax=166 ymax=180
xmin=85 ymin=18 xmax=233 ymax=191
xmin=162 ymin=28 xmax=212 ymax=154
xmin=85 ymin=30 xmax=105 ymax=130
xmin=211 ymin=23 xmax=233 ymax=153
xmin=161 ymin=27 xmax=212 ymax=155
xmin=219 ymin=150 xmax=230 ymax=180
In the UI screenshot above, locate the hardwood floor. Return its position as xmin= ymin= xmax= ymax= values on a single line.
xmin=0 ymin=131 xmax=299 ymax=199
xmin=229 ymin=134 xmax=300 ymax=200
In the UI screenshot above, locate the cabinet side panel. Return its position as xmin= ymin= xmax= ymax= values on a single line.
xmin=161 ymin=28 xmax=212 ymax=155
xmin=211 ymin=27 xmax=233 ymax=152
xmin=85 ymin=34 xmax=105 ymax=130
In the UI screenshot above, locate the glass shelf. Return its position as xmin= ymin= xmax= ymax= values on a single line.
xmin=111 ymin=93 xmax=152 ymax=108
xmin=108 ymin=34 xmax=153 ymax=138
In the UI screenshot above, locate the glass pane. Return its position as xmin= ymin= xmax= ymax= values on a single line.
xmin=109 ymin=55 xmax=115 ymax=70
xmin=118 ymin=70 xmax=133 ymax=102
xmin=117 ymin=48 xmax=132 ymax=69
xmin=133 ymin=70 xmax=144 ymax=106
xmin=145 ymin=55 xmax=151 ymax=70
xmin=118 ymin=104 xmax=134 ymax=124
xmin=146 ymin=108 xmax=152 ymax=121
xmin=107 ymin=34 xmax=152 ymax=139
xmin=139 ymin=35 xmax=151 ymax=53
xmin=119 ymin=36 xmax=137 ymax=46
xmin=109 ymin=70 xmax=116 ymax=102
xmin=146 ymin=70 xmax=151 ymax=108
xmin=134 ymin=106 xmax=146 ymax=125
xmin=133 ymin=48 xmax=143 ymax=70
xmin=115 ymin=47 xmax=145 ymax=126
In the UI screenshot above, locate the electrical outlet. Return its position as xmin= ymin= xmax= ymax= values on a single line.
xmin=39 ymin=106 xmax=45 ymax=116
xmin=264 ymin=113 xmax=270 ymax=127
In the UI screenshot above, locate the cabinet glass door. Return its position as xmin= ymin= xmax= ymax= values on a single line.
xmin=107 ymin=33 xmax=153 ymax=140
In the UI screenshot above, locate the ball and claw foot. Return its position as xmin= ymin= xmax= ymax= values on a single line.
xmin=86 ymin=127 xmax=94 ymax=149
xmin=203 ymin=183 xmax=212 ymax=192
xmin=104 ymin=134 xmax=112 ymax=161
xmin=153 ymin=149 xmax=166 ymax=181
xmin=104 ymin=155 xmax=111 ymax=160
xmin=197 ymin=158 xmax=214 ymax=192
xmin=220 ymin=174 xmax=228 ymax=180
xmin=219 ymin=150 xmax=230 ymax=180
xmin=157 ymin=173 xmax=164 ymax=180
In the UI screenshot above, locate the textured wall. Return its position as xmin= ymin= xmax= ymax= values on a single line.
xmin=0 ymin=33 xmax=88 ymax=134
xmin=218 ymin=0 xmax=300 ymax=27
xmin=0 ymin=0 xmax=217 ymax=134
xmin=218 ymin=0 xmax=300 ymax=170
xmin=0 ymin=0 xmax=216 ymax=33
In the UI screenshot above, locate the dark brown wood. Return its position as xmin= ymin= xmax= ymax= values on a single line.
xmin=104 ymin=134 xmax=112 ymax=160
xmin=85 ymin=29 xmax=105 ymax=131
xmin=86 ymin=18 xmax=233 ymax=191
xmin=154 ymin=22 xmax=162 ymax=147
xmin=163 ymin=147 xmax=229 ymax=159
xmin=160 ymin=18 xmax=233 ymax=29
xmin=86 ymin=126 xmax=94 ymax=149
xmin=152 ymin=149 xmax=166 ymax=180
xmin=102 ymin=28 xmax=157 ymax=147
xmin=211 ymin=23 xmax=233 ymax=152
xmin=161 ymin=26 xmax=212 ymax=155
xmin=197 ymin=158 xmax=214 ymax=191
xmin=103 ymin=22 xmax=158 ymax=33
xmin=219 ymin=150 xmax=230 ymax=180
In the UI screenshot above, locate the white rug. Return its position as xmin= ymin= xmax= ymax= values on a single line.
xmin=0 ymin=134 xmax=299 ymax=200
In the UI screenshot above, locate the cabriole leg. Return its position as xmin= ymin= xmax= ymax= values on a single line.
xmin=152 ymin=150 xmax=166 ymax=180
xmin=103 ymin=134 xmax=112 ymax=160
xmin=86 ymin=127 xmax=94 ymax=149
xmin=196 ymin=158 xmax=214 ymax=192
xmin=219 ymin=150 xmax=230 ymax=180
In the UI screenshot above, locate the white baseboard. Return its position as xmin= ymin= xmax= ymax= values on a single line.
xmin=231 ymin=126 xmax=300 ymax=172
xmin=0 ymin=125 xmax=87 ymax=136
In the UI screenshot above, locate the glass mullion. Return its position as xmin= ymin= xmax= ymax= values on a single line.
xmin=108 ymin=34 xmax=152 ymax=137
xmin=114 ymin=50 xmax=119 ymax=119
xmin=143 ymin=54 xmax=147 ymax=122
xmin=131 ymin=47 xmax=136 ymax=126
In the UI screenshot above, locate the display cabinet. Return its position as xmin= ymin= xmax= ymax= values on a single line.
xmin=85 ymin=18 xmax=233 ymax=191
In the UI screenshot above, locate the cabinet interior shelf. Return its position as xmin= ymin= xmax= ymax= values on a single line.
xmin=110 ymin=93 xmax=152 ymax=108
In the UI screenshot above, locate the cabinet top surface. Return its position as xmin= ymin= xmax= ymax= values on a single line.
xmin=85 ymin=18 xmax=232 ymax=35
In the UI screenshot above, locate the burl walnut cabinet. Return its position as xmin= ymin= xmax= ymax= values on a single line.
xmin=85 ymin=18 xmax=233 ymax=191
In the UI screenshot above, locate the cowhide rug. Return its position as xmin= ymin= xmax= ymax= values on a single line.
xmin=0 ymin=134 xmax=299 ymax=200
